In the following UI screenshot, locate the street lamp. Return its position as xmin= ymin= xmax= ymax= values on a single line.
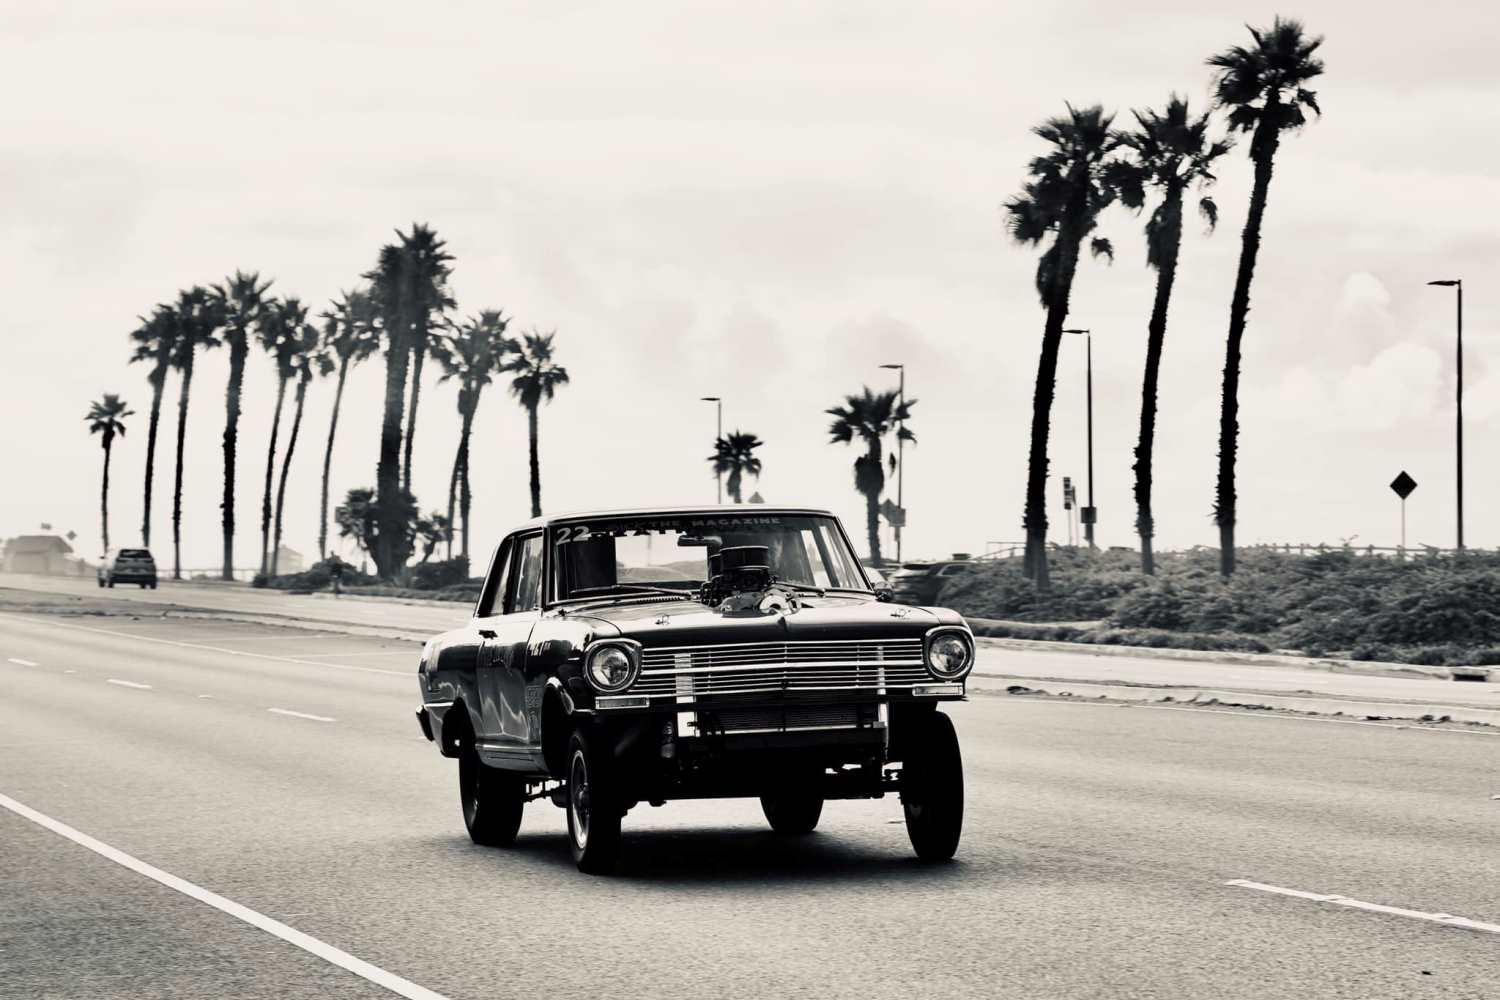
xmin=879 ymin=363 xmax=905 ymax=563
xmin=1427 ymin=280 xmax=1463 ymax=550
xmin=700 ymin=396 xmax=723 ymax=504
xmin=1062 ymin=328 xmax=1096 ymax=549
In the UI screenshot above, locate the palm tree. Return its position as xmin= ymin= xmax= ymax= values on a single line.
xmin=272 ymin=318 xmax=329 ymax=576
xmin=1005 ymin=104 xmax=1121 ymax=589
xmin=212 ymin=270 xmax=274 ymax=579
xmin=365 ymin=224 xmax=454 ymax=578
xmin=86 ymin=394 xmax=134 ymax=554
xmin=127 ymin=305 xmax=178 ymax=550
xmin=506 ymin=330 xmax=570 ymax=519
xmin=708 ymin=431 xmax=765 ymax=504
xmin=167 ymin=287 xmax=223 ymax=580
xmin=415 ymin=511 xmax=452 ymax=564
xmin=437 ymin=310 xmax=514 ymax=561
xmin=1208 ymin=18 xmax=1324 ymax=576
xmin=255 ymin=295 xmax=303 ymax=576
xmin=826 ymin=388 xmax=915 ymax=565
xmin=316 ymin=288 xmax=380 ymax=560
xmin=1112 ymin=97 xmax=1232 ymax=575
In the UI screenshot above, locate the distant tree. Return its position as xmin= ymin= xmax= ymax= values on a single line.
xmin=167 ymin=287 xmax=223 ymax=580
xmin=826 ymin=388 xmax=915 ymax=565
xmin=254 ymin=296 xmax=305 ymax=575
xmin=1005 ymin=104 xmax=1121 ymax=589
xmin=708 ymin=431 xmax=764 ymax=504
xmin=1111 ymin=97 xmax=1231 ymax=575
xmin=212 ymin=270 xmax=274 ymax=579
xmin=415 ymin=511 xmax=452 ymax=564
xmin=128 ymin=306 xmax=178 ymax=549
xmin=437 ymin=310 xmax=515 ymax=560
xmin=1208 ymin=18 xmax=1325 ymax=576
xmin=86 ymin=394 xmax=134 ymax=553
xmin=316 ymin=288 xmax=380 ymax=560
xmin=271 ymin=317 xmax=330 ymax=576
xmin=506 ymin=330 xmax=570 ymax=518
xmin=335 ymin=486 xmax=417 ymax=571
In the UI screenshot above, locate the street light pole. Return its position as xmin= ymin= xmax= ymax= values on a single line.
xmin=700 ymin=396 xmax=723 ymax=504
xmin=1063 ymin=329 xmax=1095 ymax=549
xmin=1428 ymin=280 xmax=1463 ymax=550
xmin=880 ymin=363 xmax=905 ymax=563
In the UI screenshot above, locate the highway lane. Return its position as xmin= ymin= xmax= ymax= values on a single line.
xmin=2 ymin=610 xmax=1499 ymax=999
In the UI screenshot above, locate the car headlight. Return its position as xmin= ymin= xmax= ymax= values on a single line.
xmin=584 ymin=642 xmax=640 ymax=693
xmin=925 ymin=628 xmax=973 ymax=680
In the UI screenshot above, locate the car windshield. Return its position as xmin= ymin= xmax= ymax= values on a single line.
xmin=550 ymin=513 xmax=869 ymax=602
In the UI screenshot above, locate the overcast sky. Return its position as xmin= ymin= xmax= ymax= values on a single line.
xmin=3 ymin=1 xmax=1498 ymax=569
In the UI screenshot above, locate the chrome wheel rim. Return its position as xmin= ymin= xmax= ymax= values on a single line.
xmin=569 ymin=749 xmax=590 ymax=849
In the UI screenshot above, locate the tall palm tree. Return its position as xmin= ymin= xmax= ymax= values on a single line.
xmin=167 ymin=287 xmax=223 ymax=580
xmin=365 ymin=224 xmax=454 ymax=578
xmin=708 ymin=431 xmax=765 ymax=504
xmin=1208 ymin=18 xmax=1324 ymax=577
xmin=254 ymin=295 xmax=303 ymax=576
xmin=127 ymin=305 xmax=178 ymax=550
xmin=86 ymin=394 xmax=134 ymax=554
xmin=1112 ymin=97 xmax=1232 ymax=575
xmin=272 ymin=319 xmax=329 ymax=576
xmin=506 ymin=330 xmax=570 ymax=519
xmin=316 ymin=288 xmax=380 ymax=560
xmin=1005 ymin=104 xmax=1121 ymax=589
xmin=437 ymin=310 xmax=514 ymax=561
xmin=212 ymin=270 xmax=274 ymax=579
xmin=826 ymin=388 xmax=915 ymax=565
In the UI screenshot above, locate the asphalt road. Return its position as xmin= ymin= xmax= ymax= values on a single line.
xmin=2 ymin=601 xmax=1499 ymax=999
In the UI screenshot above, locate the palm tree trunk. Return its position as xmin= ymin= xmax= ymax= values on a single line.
xmin=318 ymin=358 xmax=350 ymax=561
xmin=171 ymin=351 xmax=196 ymax=581
xmin=402 ymin=339 xmax=425 ymax=492
xmin=1134 ymin=190 xmax=1184 ymax=576
xmin=459 ymin=440 xmax=472 ymax=563
xmin=272 ymin=374 xmax=309 ymax=576
xmin=260 ymin=375 xmax=288 ymax=576
xmin=100 ymin=436 xmax=113 ymax=554
xmin=1217 ymin=110 xmax=1282 ymax=577
xmin=221 ymin=336 xmax=248 ymax=579
xmin=375 ymin=330 xmax=411 ymax=578
xmin=445 ymin=406 xmax=464 ymax=562
xmin=865 ymin=440 xmax=884 ymax=565
xmin=528 ymin=403 xmax=542 ymax=518
xmin=728 ymin=467 xmax=743 ymax=504
xmin=141 ymin=361 xmax=168 ymax=549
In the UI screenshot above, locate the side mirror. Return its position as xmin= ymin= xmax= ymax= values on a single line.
xmin=874 ymin=586 xmax=895 ymax=603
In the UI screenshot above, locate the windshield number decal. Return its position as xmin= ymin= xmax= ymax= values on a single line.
xmin=557 ymin=526 xmax=591 ymax=544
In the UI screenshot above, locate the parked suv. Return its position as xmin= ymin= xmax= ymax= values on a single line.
xmin=888 ymin=557 xmax=976 ymax=606
xmin=99 ymin=549 xmax=158 ymax=589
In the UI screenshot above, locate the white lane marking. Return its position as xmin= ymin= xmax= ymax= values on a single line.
xmin=1226 ymin=880 xmax=1500 ymax=936
xmin=106 ymin=678 xmax=153 ymax=690
xmin=267 ymin=707 xmax=337 ymax=723
xmin=0 ymin=614 xmax=411 ymax=678
xmin=0 ymin=791 xmax=449 ymax=1000
xmin=292 ymin=650 xmax=416 ymax=659
xmin=7 ymin=657 xmax=39 ymax=667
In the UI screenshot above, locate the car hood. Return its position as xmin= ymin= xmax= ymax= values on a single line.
xmin=565 ymin=595 xmax=960 ymax=647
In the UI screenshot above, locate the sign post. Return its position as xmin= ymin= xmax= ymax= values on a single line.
xmin=1390 ymin=471 xmax=1418 ymax=553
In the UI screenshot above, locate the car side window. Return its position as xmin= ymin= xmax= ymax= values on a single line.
xmin=475 ymin=539 xmax=513 ymax=618
xmin=508 ymin=533 xmax=545 ymax=613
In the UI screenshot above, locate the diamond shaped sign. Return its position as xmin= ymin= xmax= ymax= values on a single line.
xmin=1390 ymin=471 xmax=1417 ymax=500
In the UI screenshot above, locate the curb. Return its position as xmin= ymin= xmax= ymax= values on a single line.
xmin=968 ymin=672 xmax=1500 ymax=728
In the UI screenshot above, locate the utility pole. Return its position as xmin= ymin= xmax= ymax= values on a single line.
xmin=1063 ymin=329 xmax=1096 ymax=549
xmin=700 ymin=396 xmax=723 ymax=504
xmin=1427 ymin=280 xmax=1463 ymax=549
xmin=880 ymin=363 xmax=905 ymax=563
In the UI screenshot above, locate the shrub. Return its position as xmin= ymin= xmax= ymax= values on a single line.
xmin=408 ymin=557 xmax=470 ymax=591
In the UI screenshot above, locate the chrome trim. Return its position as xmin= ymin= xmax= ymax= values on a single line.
xmin=913 ymin=683 xmax=964 ymax=697
xmin=422 ymin=700 xmax=455 ymax=710
xmin=923 ymin=625 xmax=975 ymax=681
xmin=631 ymin=638 xmax=929 ymax=699
xmin=596 ymin=695 xmax=650 ymax=710
xmin=581 ymin=637 xmax=643 ymax=694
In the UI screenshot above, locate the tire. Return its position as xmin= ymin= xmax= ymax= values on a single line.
xmin=458 ymin=745 xmax=524 ymax=847
xmin=106 ymin=579 xmax=115 ymax=589
xmin=760 ymin=792 xmax=823 ymax=835
xmin=901 ymin=710 xmax=964 ymax=861
xmin=566 ymin=729 xmax=622 ymax=875
xmin=97 ymin=578 xmax=104 ymax=588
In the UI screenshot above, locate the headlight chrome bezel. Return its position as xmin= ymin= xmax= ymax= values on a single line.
xmin=923 ymin=625 xmax=975 ymax=681
xmin=582 ymin=639 xmax=642 ymax=694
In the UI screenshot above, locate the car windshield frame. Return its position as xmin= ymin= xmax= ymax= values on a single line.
xmin=544 ymin=511 xmax=873 ymax=606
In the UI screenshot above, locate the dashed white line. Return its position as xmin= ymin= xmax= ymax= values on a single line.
xmin=0 ymin=791 xmax=449 ymax=1000
xmin=106 ymin=678 xmax=153 ymax=690
xmin=267 ymin=707 xmax=336 ymax=723
xmin=7 ymin=657 xmax=38 ymax=667
xmin=1226 ymin=879 xmax=1500 ymax=936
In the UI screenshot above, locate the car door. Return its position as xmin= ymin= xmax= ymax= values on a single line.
xmin=477 ymin=530 xmax=544 ymax=748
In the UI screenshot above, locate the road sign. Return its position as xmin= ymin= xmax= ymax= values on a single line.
xmin=1390 ymin=471 xmax=1417 ymax=499
xmin=1080 ymin=506 xmax=1097 ymax=526
xmin=879 ymin=500 xmax=906 ymax=528
xmin=1062 ymin=477 xmax=1075 ymax=510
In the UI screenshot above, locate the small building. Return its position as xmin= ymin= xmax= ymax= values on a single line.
xmin=275 ymin=544 xmax=305 ymax=575
xmin=3 ymin=535 xmax=75 ymax=574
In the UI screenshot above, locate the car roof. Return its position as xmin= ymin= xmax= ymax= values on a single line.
xmin=505 ymin=504 xmax=837 ymax=533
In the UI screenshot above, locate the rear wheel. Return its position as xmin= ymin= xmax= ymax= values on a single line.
xmin=566 ymin=729 xmax=622 ymax=875
xmin=458 ymin=745 xmax=524 ymax=847
xmin=760 ymin=792 xmax=823 ymax=835
xmin=106 ymin=579 xmax=115 ymax=588
xmin=901 ymin=710 xmax=964 ymax=861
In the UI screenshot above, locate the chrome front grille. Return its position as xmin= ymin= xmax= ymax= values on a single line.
xmin=710 ymin=704 xmax=861 ymax=733
xmin=632 ymin=638 xmax=928 ymax=699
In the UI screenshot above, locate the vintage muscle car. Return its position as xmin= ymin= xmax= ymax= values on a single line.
xmin=415 ymin=505 xmax=972 ymax=874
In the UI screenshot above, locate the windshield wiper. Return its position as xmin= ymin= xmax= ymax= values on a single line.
xmin=569 ymin=584 xmax=698 ymax=600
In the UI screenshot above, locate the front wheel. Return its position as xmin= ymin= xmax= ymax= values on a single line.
xmin=901 ymin=710 xmax=964 ymax=861
xmin=760 ymin=792 xmax=823 ymax=835
xmin=458 ymin=745 xmax=524 ymax=847
xmin=566 ymin=729 xmax=622 ymax=875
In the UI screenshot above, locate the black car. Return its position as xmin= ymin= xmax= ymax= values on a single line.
xmin=887 ymin=558 xmax=975 ymax=606
xmin=98 ymin=548 xmax=158 ymax=589
xmin=415 ymin=505 xmax=972 ymax=874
